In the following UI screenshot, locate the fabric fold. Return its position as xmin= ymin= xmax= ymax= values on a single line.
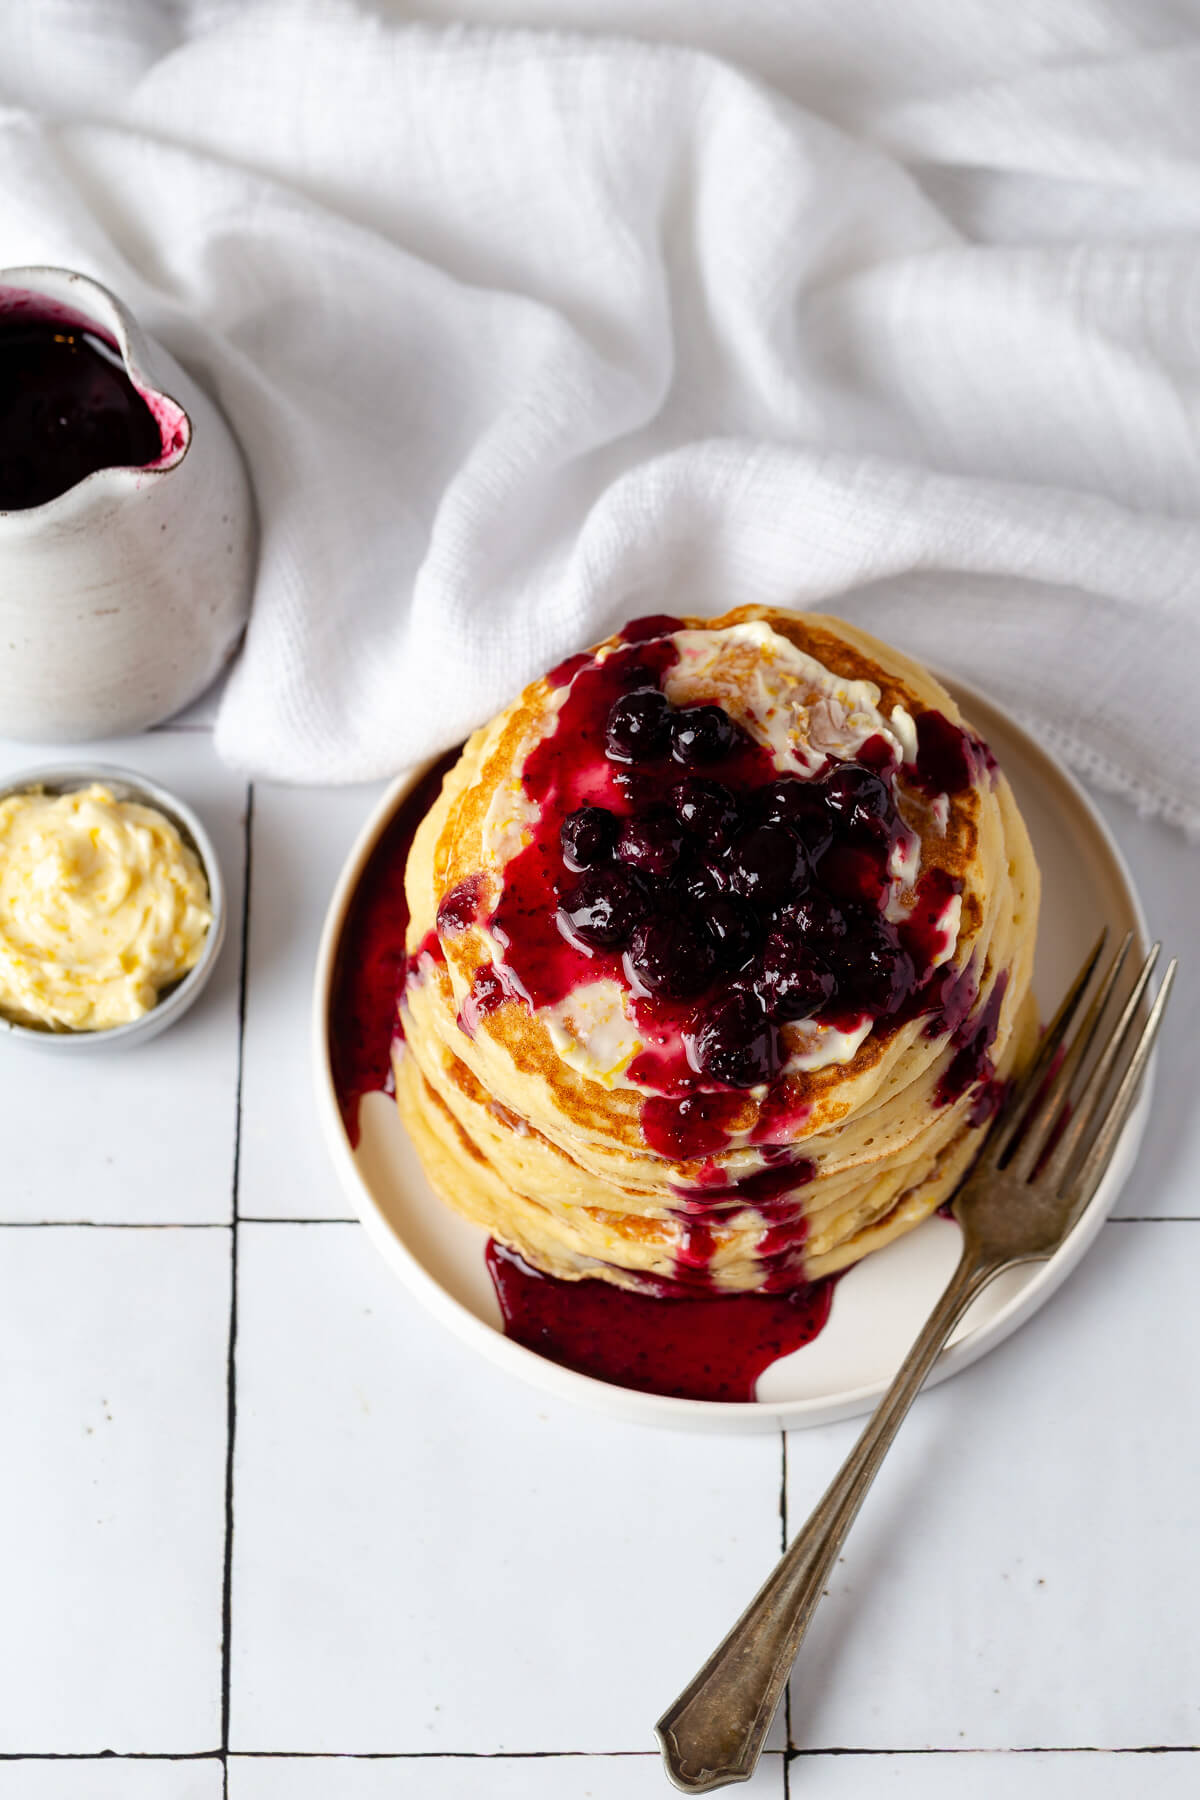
xmin=0 ymin=1 xmax=1196 ymax=834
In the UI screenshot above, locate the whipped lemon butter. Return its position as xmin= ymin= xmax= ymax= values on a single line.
xmin=0 ymin=783 xmax=211 ymax=1031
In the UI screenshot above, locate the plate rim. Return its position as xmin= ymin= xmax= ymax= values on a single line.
xmin=311 ymin=670 xmax=1153 ymax=1432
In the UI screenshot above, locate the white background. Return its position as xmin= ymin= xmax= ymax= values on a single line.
xmin=2 ymin=685 xmax=1197 ymax=1799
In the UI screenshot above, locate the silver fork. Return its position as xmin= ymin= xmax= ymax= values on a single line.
xmin=656 ymin=933 xmax=1176 ymax=1794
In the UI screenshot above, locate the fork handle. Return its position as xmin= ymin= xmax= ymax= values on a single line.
xmin=656 ymin=1244 xmax=1001 ymax=1794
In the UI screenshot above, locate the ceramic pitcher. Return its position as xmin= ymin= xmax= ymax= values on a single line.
xmin=0 ymin=266 xmax=255 ymax=740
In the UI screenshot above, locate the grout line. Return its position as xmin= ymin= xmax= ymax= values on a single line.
xmin=787 ymin=1746 xmax=1200 ymax=1757
xmin=0 ymin=1219 xmax=360 ymax=1229
xmin=221 ymin=1226 xmax=240 ymax=1800
xmin=225 ymin=1749 xmax=791 ymax=1761
xmin=1 ymin=1747 xmax=1195 ymax=1763
xmin=780 ymin=1429 xmax=792 ymax=1757
xmin=0 ymin=1220 xmax=230 ymax=1229
xmin=221 ymin=780 xmax=254 ymax=1798
xmin=0 ymin=1752 xmax=223 ymax=1763
xmin=238 ymin=1216 xmax=359 ymax=1225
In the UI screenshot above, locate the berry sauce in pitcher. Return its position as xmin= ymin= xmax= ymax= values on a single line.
xmin=0 ymin=316 xmax=164 ymax=510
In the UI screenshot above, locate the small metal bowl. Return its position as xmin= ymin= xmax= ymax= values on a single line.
xmin=0 ymin=762 xmax=226 ymax=1051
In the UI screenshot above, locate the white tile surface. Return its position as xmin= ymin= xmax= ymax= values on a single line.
xmin=229 ymin=1222 xmax=786 ymax=1753
xmin=5 ymin=702 xmax=1197 ymax=1798
xmin=0 ymin=1762 xmax=224 ymax=1800
xmin=782 ymin=1751 xmax=1200 ymax=1797
xmin=786 ymin=1220 xmax=1200 ymax=1750
xmin=228 ymin=1753 xmax=786 ymax=1798
xmin=1089 ymin=792 xmax=1200 ymax=1221
xmin=0 ymin=732 xmax=246 ymax=1224
xmin=0 ymin=1228 xmax=229 ymax=1753
xmin=237 ymin=782 xmax=385 ymax=1221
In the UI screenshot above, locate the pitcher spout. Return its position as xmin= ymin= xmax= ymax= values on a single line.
xmin=0 ymin=263 xmax=254 ymax=740
xmin=0 ymin=267 xmax=193 ymax=515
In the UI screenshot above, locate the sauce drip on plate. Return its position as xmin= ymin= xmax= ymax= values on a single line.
xmin=327 ymin=748 xmax=841 ymax=1400
xmin=329 ymin=754 xmax=456 ymax=1145
xmin=327 ymin=627 xmax=999 ymax=1401
xmin=487 ymin=1241 xmax=836 ymax=1403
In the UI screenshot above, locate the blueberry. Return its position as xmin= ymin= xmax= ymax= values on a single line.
xmin=624 ymin=913 xmax=715 ymax=998
xmin=752 ymin=929 xmax=836 ymax=1023
xmin=560 ymin=806 xmax=618 ymax=871
xmin=822 ymin=763 xmax=894 ymax=834
xmin=757 ymin=777 xmax=827 ymax=828
xmin=673 ymin=778 xmax=739 ymax=850
xmin=839 ymin=925 xmax=915 ymax=1016
xmin=776 ymin=890 xmax=847 ymax=947
xmin=669 ymin=704 xmax=742 ymax=765
xmin=612 ymin=806 xmax=685 ymax=876
xmin=790 ymin=810 xmax=833 ymax=861
xmin=558 ymin=866 xmax=649 ymax=950
xmin=677 ymin=859 xmax=728 ymax=904
xmin=605 ymin=689 xmax=671 ymax=764
xmin=726 ymin=823 xmax=809 ymax=909
xmin=609 ymin=766 xmax=659 ymax=811
xmin=702 ymin=896 xmax=761 ymax=972
xmin=817 ymin=841 xmax=888 ymax=908
xmin=436 ymin=876 xmax=484 ymax=936
xmin=687 ymin=989 xmax=781 ymax=1088
xmin=757 ymin=780 xmax=835 ymax=859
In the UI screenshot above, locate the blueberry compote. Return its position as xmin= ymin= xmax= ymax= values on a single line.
xmin=0 ymin=316 xmax=164 ymax=509
xmin=487 ymin=625 xmax=974 ymax=1126
xmin=329 ymin=753 xmax=459 ymax=1145
xmin=467 ymin=623 xmax=998 ymax=1399
xmin=329 ymin=623 xmax=1002 ymax=1404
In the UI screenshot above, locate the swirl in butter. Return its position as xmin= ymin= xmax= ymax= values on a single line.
xmin=0 ymin=784 xmax=212 ymax=1031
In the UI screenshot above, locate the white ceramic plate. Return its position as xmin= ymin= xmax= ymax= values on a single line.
xmin=312 ymin=677 xmax=1151 ymax=1433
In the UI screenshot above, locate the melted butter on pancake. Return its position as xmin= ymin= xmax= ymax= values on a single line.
xmin=480 ymin=776 xmax=539 ymax=869
xmin=784 ymin=1012 xmax=875 ymax=1073
xmin=882 ymin=822 xmax=921 ymax=926
xmin=544 ymin=979 xmax=640 ymax=1086
xmin=664 ymin=622 xmax=919 ymax=771
xmin=926 ymin=893 xmax=962 ymax=967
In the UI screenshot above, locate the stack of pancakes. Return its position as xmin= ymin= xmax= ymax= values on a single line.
xmin=393 ymin=608 xmax=1039 ymax=1294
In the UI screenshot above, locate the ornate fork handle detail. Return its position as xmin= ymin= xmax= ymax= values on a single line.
xmin=657 ymin=935 xmax=1175 ymax=1794
xmin=655 ymin=1245 xmax=1000 ymax=1792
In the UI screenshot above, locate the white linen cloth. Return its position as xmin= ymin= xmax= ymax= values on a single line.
xmin=3 ymin=0 xmax=1199 ymax=832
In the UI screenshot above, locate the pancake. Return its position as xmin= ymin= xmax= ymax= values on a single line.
xmin=391 ymin=607 xmax=1040 ymax=1295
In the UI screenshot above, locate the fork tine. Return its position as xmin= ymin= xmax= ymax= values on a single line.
xmin=1038 ymin=942 xmax=1160 ymax=1193
xmin=1005 ymin=933 xmax=1134 ymax=1183
xmin=1065 ymin=959 xmax=1176 ymax=1215
xmin=980 ymin=928 xmax=1108 ymax=1170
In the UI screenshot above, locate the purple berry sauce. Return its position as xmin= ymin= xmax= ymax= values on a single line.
xmin=328 ymin=626 xmax=1001 ymax=1400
